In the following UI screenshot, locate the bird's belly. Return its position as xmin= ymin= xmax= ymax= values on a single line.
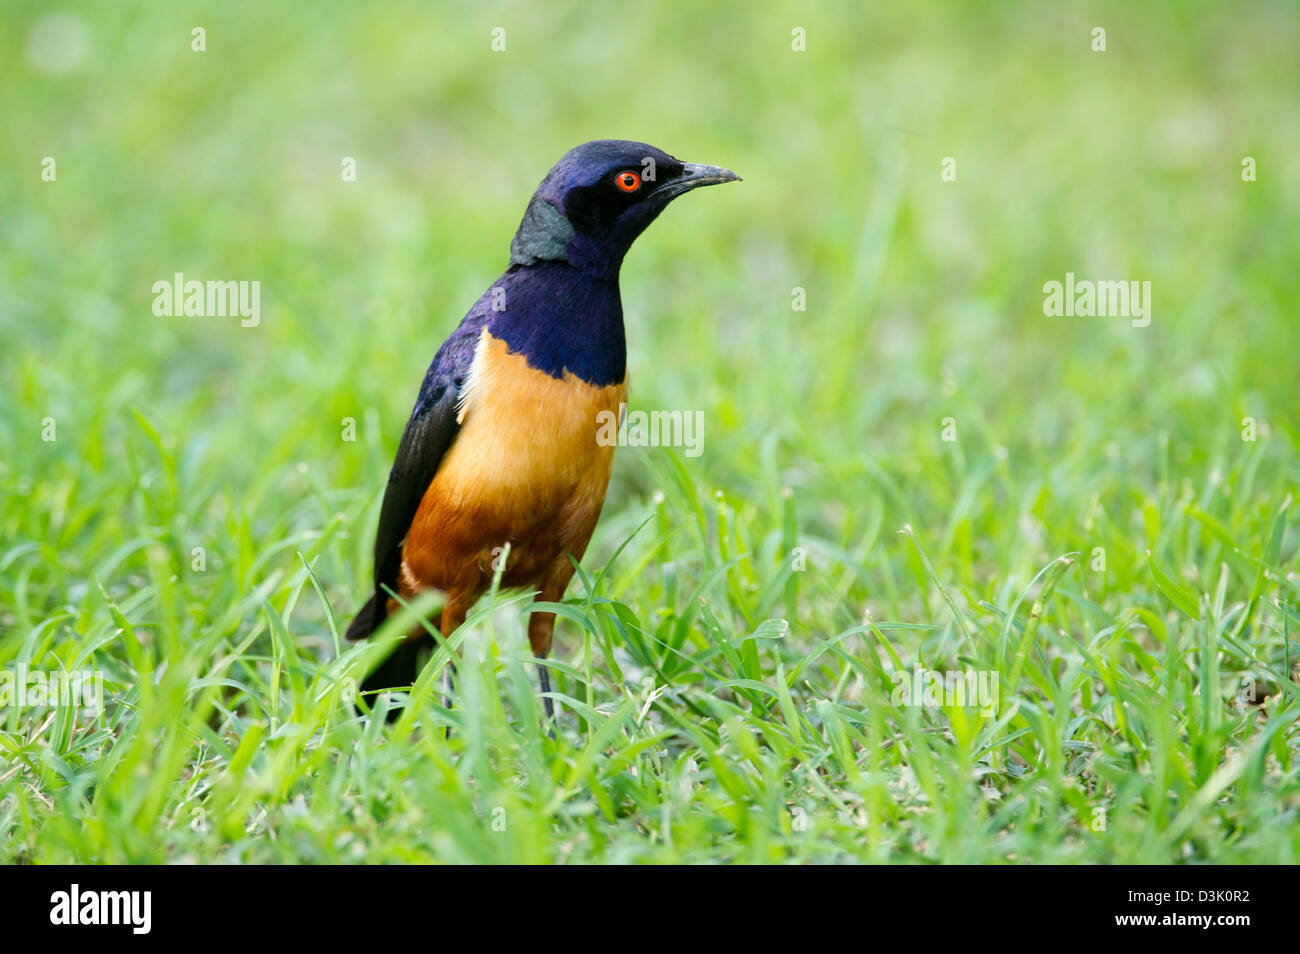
xmin=402 ymin=330 xmax=626 ymax=595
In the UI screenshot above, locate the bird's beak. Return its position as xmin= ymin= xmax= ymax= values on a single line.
xmin=654 ymin=162 xmax=742 ymax=200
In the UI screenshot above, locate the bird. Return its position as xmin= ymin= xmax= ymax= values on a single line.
xmin=345 ymin=139 xmax=739 ymax=725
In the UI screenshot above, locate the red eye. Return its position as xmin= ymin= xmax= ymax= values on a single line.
xmin=615 ymin=171 xmax=641 ymax=193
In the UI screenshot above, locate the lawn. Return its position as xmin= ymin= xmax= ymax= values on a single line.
xmin=1 ymin=0 xmax=1298 ymax=863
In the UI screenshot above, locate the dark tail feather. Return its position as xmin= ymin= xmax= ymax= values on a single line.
xmin=345 ymin=592 xmax=385 ymax=642
xmin=348 ymin=593 xmax=438 ymax=719
xmin=358 ymin=637 xmax=435 ymax=719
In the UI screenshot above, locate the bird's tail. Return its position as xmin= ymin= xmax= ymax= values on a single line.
xmin=344 ymin=591 xmax=385 ymax=642
xmin=358 ymin=636 xmax=435 ymax=712
xmin=347 ymin=591 xmax=437 ymax=719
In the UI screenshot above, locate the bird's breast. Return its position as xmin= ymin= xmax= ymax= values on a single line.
xmin=449 ymin=327 xmax=627 ymax=497
xmin=403 ymin=328 xmax=626 ymax=590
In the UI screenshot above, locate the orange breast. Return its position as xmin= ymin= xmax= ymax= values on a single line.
xmin=401 ymin=329 xmax=627 ymax=598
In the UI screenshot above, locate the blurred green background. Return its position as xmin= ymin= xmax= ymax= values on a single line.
xmin=1 ymin=1 xmax=1298 ymax=863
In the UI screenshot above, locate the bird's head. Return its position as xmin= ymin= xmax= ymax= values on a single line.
xmin=510 ymin=140 xmax=740 ymax=276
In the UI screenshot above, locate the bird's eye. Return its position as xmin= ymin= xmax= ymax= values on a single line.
xmin=614 ymin=171 xmax=641 ymax=193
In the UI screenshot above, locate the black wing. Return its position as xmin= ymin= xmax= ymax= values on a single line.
xmin=362 ymin=306 xmax=490 ymax=626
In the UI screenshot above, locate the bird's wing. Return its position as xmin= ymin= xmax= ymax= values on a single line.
xmin=370 ymin=308 xmax=489 ymax=605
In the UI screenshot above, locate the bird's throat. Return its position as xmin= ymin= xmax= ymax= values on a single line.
xmin=487 ymin=261 xmax=627 ymax=388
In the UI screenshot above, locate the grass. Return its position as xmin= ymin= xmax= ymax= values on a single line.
xmin=2 ymin=0 xmax=1298 ymax=863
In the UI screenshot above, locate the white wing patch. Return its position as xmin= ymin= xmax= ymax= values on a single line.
xmin=456 ymin=327 xmax=493 ymax=425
